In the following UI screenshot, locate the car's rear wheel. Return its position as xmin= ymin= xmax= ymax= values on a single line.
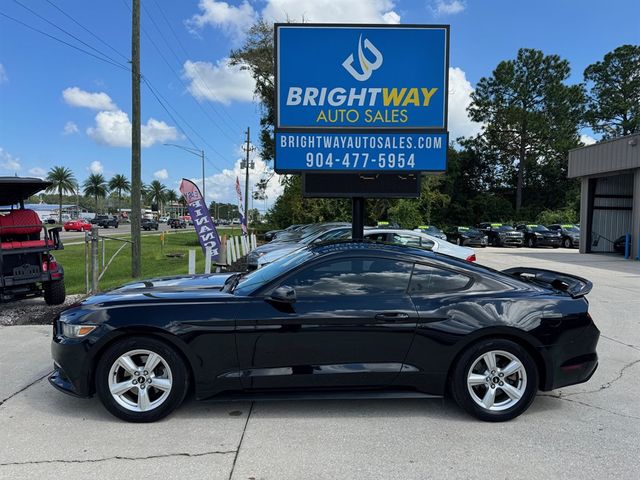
xmin=563 ymin=238 xmax=572 ymax=248
xmin=95 ymin=337 xmax=189 ymax=422
xmin=450 ymin=339 xmax=538 ymax=422
xmin=43 ymin=279 xmax=65 ymax=305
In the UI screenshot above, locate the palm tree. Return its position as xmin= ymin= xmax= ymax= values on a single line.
xmin=147 ymin=180 xmax=168 ymax=215
xmin=45 ymin=166 xmax=77 ymax=223
xmin=165 ymin=190 xmax=178 ymax=217
xmin=83 ymin=174 xmax=108 ymax=214
xmin=108 ymin=174 xmax=130 ymax=215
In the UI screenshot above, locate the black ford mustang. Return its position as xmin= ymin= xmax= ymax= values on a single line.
xmin=50 ymin=242 xmax=599 ymax=423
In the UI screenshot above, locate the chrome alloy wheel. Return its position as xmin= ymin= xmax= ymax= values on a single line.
xmin=107 ymin=349 xmax=173 ymax=412
xmin=466 ymin=350 xmax=527 ymax=411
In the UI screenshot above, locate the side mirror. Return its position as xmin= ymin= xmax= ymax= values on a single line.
xmin=268 ymin=285 xmax=297 ymax=304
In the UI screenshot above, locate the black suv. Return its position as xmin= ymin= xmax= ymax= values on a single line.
xmin=477 ymin=223 xmax=524 ymax=247
xmin=168 ymin=218 xmax=187 ymax=229
xmin=92 ymin=215 xmax=119 ymax=228
xmin=0 ymin=177 xmax=66 ymax=304
xmin=141 ymin=218 xmax=159 ymax=231
xmin=515 ymin=224 xmax=561 ymax=248
xmin=547 ymin=224 xmax=580 ymax=248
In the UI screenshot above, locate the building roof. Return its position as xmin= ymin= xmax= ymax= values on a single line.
xmin=568 ymin=133 xmax=640 ymax=178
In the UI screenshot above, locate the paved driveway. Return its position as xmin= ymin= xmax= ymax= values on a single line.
xmin=1 ymin=248 xmax=639 ymax=479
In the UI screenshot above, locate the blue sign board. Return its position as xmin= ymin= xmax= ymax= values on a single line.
xmin=276 ymin=132 xmax=447 ymax=172
xmin=275 ymin=24 xmax=449 ymax=174
xmin=276 ymin=25 xmax=448 ymax=131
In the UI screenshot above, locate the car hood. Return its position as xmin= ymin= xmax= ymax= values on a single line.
xmin=77 ymin=273 xmax=237 ymax=306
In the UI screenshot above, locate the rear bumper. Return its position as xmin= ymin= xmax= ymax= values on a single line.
xmin=540 ymin=321 xmax=600 ymax=391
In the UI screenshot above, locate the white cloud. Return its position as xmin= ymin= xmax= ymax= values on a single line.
xmin=580 ymin=134 xmax=597 ymax=146
xmin=187 ymin=0 xmax=257 ymax=42
xmin=0 ymin=63 xmax=7 ymax=85
xmin=431 ymin=0 xmax=466 ymax=16
xmin=87 ymin=110 xmax=180 ymax=148
xmin=154 ymin=168 xmax=169 ymax=180
xmin=183 ymin=58 xmax=255 ymax=105
xmin=448 ymin=67 xmax=482 ymax=140
xmin=63 ymin=87 xmax=118 ymax=111
xmin=262 ymin=0 xmax=400 ymax=24
xmin=0 ymin=147 xmax=21 ymax=172
xmin=88 ymin=160 xmax=104 ymax=175
xmin=28 ymin=167 xmax=47 ymax=178
xmin=63 ymin=121 xmax=79 ymax=135
xmin=195 ymin=156 xmax=282 ymax=207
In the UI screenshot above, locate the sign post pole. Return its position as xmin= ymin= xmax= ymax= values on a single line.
xmin=352 ymin=198 xmax=365 ymax=240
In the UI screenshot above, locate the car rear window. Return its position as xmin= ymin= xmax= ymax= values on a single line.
xmin=409 ymin=263 xmax=471 ymax=295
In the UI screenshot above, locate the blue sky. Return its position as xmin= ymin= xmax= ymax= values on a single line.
xmin=1 ymin=0 xmax=638 ymax=209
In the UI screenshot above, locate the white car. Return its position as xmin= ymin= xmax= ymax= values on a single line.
xmin=159 ymin=216 xmax=169 ymax=223
xmin=254 ymin=228 xmax=476 ymax=269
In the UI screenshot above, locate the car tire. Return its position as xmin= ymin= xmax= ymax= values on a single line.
xmin=43 ymin=279 xmax=66 ymax=305
xmin=563 ymin=238 xmax=572 ymax=248
xmin=450 ymin=338 xmax=538 ymax=422
xmin=527 ymin=237 xmax=535 ymax=248
xmin=491 ymin=237 xmax=500 ymax=247
xmin=456 ymin=238 xmax=462 ymax=246
xmin=95 ymin=337 xmax=189 ymax=423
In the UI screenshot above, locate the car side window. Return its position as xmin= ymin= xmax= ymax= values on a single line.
xmin=409 ymin=263 xmax=471 ymax=295
xmin=282 ymin=257 xmax=413 ymax=297
xmin=364 ymin=233 xmax=387 ymax=242
xmin=390 ymin=233 xmax=422 ymax=247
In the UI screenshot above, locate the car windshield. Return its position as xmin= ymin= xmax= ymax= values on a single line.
xmin=463 ymin=228 xmax=481 ymax=234
xmin=497 ymin=225 xmax=514 ymax=231
xmin=233 ymin=248 xmax=314 ymax=295
xmin=562 ymin=225 xmax=580 ymax=232
xmin=530 ymin=225 xmax=549 ymax=232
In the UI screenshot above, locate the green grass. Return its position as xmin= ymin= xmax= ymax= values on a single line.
xmin=54 ymin=231 xmax=238 ymax=294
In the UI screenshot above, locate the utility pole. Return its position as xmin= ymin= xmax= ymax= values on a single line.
xmin=130 ymin=0 xmax=141 ymax=277
xmin=243 ymin=127 xmax=254 ymax=233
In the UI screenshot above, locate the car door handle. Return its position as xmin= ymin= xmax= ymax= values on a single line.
xmin=374 ymin=312 xmax=410 ymax=322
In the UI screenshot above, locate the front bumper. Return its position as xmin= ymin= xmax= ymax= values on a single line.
xmin=462 ymin=237 xmax=487 ymax=247
xmin=49 ymin=329 xmax=95 ymax=398
xmin=501 ymin=236 xmax=524 ymax=246
xmin=535 ymin=237 xmax=562 ymax=247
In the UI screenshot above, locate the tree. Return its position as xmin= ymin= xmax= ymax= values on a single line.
xmin=45 ymin=166 xmax=77 ymax=223
xmin=584 ymin=44 xmax=640 ymax=138
xmin=147 ymin=180 xmax=167 ymax=215
xmin=83 ymin=174 xmax=108 ymax=213
xmin=468 ymin=48 xmax=584 ymax=211
xmin=108 ymin=174 xmax=131 ymax=215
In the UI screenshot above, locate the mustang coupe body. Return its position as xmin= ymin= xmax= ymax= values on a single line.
xmin=50 ymin=242 xmax=599 ymax=422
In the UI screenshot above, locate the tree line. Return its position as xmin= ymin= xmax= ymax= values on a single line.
xmin=230 ymin=21 xmax=639 ymax=228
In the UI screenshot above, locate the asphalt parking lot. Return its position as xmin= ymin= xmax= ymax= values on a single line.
xmin=1 ymin=247 xmax=638 ymax=480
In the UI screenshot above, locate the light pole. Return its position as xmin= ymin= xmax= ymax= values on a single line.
xmin=163 ymin=144 xmax=206 ymax=201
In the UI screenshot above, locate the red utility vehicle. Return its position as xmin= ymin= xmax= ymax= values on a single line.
xmin=0 ymin=177 xmax=66 ymax=304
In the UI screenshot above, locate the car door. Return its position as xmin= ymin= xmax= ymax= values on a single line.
xmin=235 ymin=255 xmax=418 ymax=390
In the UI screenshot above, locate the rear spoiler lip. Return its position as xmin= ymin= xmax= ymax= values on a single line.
xmin=502 ymin=267 xmax=593 ymax=298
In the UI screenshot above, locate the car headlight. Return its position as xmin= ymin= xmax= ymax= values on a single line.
xmin=61 ymin=323 xmax=97 ymax=338
xmin=535 ymin=233 xmax=543 ymax=237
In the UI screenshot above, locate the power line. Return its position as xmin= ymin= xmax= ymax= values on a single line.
xmin=43 ymin=0 xmax=130 ymax=63
xmin=12 ymin=0 xmax=129 ymax=71
xmin=150 ymin=0 xmax=245 ymax=132
xmin=0 ymin=11 xmax=130 ymax=72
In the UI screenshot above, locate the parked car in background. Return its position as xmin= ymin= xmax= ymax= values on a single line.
xmin=478 ymin=223 xmax=524 ymax=247
xmin=414 ymin=225 xmax=447 ymax=240
xmin=1 ymin=176 xmax=66 ymax=305
xmin=515 ymin=224 xmax=561 ymax=248
xmin=613 ymin=235 xmax=627 ymax=254
xmin=168 ymin=218 xmax=187 ymax=229
xmin=141 ymin=218 xmax=159 ymax=231
xmin=63 ymin=219 xmax=92 ymax=232
xmin=92 ymin=215 xmax=119 ymax=229
xmin=49 ymin=241 xmax=599 ymax=422
xmin=445 ymin=226 xmax=488 ymax=247
xmin=547 ymin=224 xmax=580 ymax=248
xmin=158 ymin=216 xmax=169 ymax=223
xmin=264 ymin=224 xmax=304 ymax=242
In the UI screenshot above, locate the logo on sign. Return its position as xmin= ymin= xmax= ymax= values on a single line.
xmin=342 ymin=35 xmax=383 ymax=81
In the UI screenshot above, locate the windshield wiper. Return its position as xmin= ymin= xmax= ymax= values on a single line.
xmin=223 ymin=272 xmax=245 ymax=293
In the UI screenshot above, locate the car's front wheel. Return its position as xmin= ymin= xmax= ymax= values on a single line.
xmin=527 ymin=237 xmax=535 ymax=248
xmin=95 ymin=337 xmax=189 ymax=422
xmin=563 ymin=238 xmax=572 ymax=248
xmin=450 ymin=339 xmax=538 ymax=422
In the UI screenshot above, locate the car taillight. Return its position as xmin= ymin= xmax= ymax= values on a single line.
xmin=466 ymin=254 xmax=476 ymax=262
xmin=43 ymin=255 xmax=58 ymax=272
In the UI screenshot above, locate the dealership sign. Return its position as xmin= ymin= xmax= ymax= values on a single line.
xmin=275 ymin=24 xmax=449 ymax=173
